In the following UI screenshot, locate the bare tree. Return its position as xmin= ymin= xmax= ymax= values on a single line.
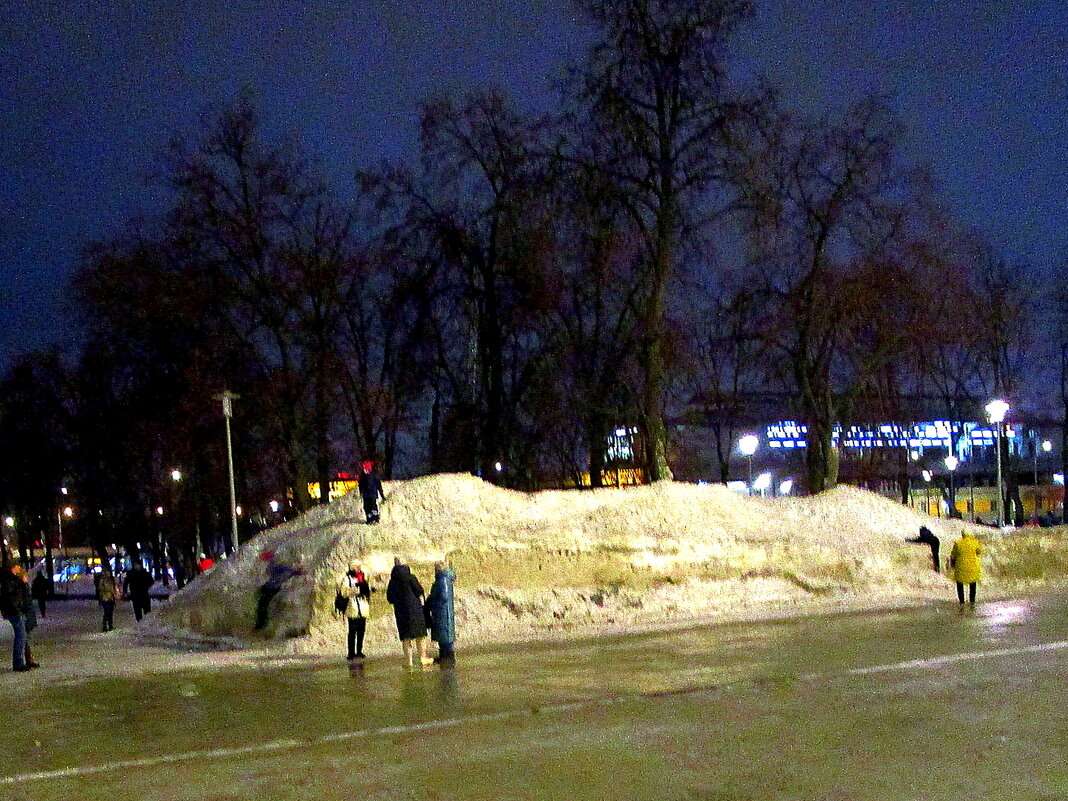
xmin=573 ymin=0 xmax=756 ymax=481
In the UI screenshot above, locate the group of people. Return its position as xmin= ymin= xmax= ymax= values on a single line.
xmin=336 ymin=558 xmax=456 ymax=667
xmin=907 ymin=525 xmax=984 ymax=606
xmin=94 ymin=560 xmax=155 ymax=632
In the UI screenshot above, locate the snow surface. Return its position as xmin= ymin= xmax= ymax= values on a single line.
xmin=145 ymin=473 xmax=1068 ymax=656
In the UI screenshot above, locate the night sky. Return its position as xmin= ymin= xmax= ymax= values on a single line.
xmin=2 ymin=1 xmax=1065 ymax=366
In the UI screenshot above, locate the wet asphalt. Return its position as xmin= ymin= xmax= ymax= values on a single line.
xmin=2 ymin=591 xmax=1067 ymax=800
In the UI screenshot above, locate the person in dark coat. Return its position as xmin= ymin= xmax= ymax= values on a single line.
xmin=254 ymin=551 xmax=303 ymax=630
xmin=31 ymin=570 xmax=50 ymax=617
xmin=358 ymin=461 xmax=386 ymax=524
xmin=386 ymin=558 xmax=432 ymax=667
xmin=1 ymin=565 xmax=38 ymax=671
xmin=906 ymin=525 xmax=940 ymax=572
xmin=122 ymin=560 xmax=154 ymax=621
xmin=426 ymin=562 xmax=457 ymax=664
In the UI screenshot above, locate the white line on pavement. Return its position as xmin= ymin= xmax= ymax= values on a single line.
xmin=3 ymin=639 xmax=1066 ymax=786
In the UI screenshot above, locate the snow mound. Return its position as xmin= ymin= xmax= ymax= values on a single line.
xmin=150 ymin=474 xmax=1068 ymax=654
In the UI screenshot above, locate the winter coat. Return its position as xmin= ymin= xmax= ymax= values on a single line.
xmin=1 ymin=570 xmax=30 ymax=622
xmin=358 ymin=472 xmax=384 ymax=503
xmin=338 ymin=572 xmax=372 ymax=619
xmin=98 ymin=573 xmax=119 ymax=603
xmin=386 ymin=564 xmax=426 ymax=641
xmin=31 ymin=572 xmax=50 ymax=601
xmin=950 ymin=534 xmax=983 ymax=584
xmin=1 ymin=569 xmax=29 ymax=620
xmin=22 ymin=580 xmax=36 ymax=632
xmin=426 ymin=568 xmax=456 ymax=644
xmin=123 ymin=567 xmax=153 ymax=599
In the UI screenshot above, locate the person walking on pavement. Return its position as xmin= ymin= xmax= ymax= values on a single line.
xmin=1 ymin=565 xmax=38 ymax=671
xmin=123 ymin=560 xmax=154 ymax=621
xmin=386 ymin=558 xmax=432 ymax=667
xmin=31 ymin=569 xmax=50 ymax=617
xmin=949 ymin=531 xmax=983 ymax=606
xmin=358 ymin=461 xmax=386 ymax=524
xmin=97 ymin=568 xmax=119 ymax=632
xmin=337 ymin=560 xmax=373 ymax=660
xmin=906 ymin=525 xmax=941 ymax=572
xmin=426 ymin=561 xmax=457 ymax=664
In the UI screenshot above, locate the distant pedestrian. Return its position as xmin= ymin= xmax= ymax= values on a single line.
xmin=337 ymin=561 xmax=372 ymax=660
xmin=31 ymin=570 xmax=50 ymax=617
xmin=906 ymin=525 xmax=941 ymax=572
xmin=97 ymin=568 xmax=119 ymax=632
xmin=426 ymin=562 xmax=457 ymax=664
xmin=949 ymin=531 xmax=983 ymax=606
xmin=1 ymin=565 xmax=38 ymax=671
xmin=386 ymin=558 xmax=432 ymax=667
xmin=123 ymin=560 xmax=154 ymax=621
xmin=358 ymin=461 xmax=386 ymax=524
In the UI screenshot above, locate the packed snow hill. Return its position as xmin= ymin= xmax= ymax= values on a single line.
xmin=150 ymin=473 xmax=1068 ymax=653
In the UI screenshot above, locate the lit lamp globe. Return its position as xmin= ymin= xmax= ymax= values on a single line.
xmin=985 ymin=400 xmax=1009 ymax=424
xmin=944 ymin=455 xmax=958 ymax=472
xmin=738 ymin=435 xmax=759 ymax=456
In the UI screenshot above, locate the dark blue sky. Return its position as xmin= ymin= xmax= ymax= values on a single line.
xmin=2 ymin=1 xmax=1065 ymax=365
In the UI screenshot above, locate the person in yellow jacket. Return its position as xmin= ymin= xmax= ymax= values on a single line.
xmin=949 ymin=531 xmax=983 ymax=605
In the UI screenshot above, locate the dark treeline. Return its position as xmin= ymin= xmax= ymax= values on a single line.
xmin=0 ymin=1 xmax=1050 ymax=569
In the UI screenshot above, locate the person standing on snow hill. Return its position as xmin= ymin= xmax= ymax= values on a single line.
xmin=337 ymin=561 xmax=373 ymax=660
xmin=358 ymin=461 xmax=386 ymax=524
xmin=906 ymin=525 xmax=940 ymax=572
xmin=426 ymin=562 xmax=457 ymax=664
xmin=386 ymin=558 xmax=433 ymax=667
xmin=949 ymin=531 xmax=983 ymax=606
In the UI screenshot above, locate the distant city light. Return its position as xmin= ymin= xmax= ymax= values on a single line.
xmin=1042 ymin=440 xmax=1053 ymax=452
xmin=60 ymin=487 xmax=68 ymax=495
xmin=778 ymin=479 xmax=794 ymax=495
xmin=269 ymin=500 xmax=280 ymax=513
xmin=171 ymin=469 xmax=182 ymax=481
xmin=1054 ymin=474 xmax=1064 ymax=486
xmin=753 ymin=472 xmax=772 ymax=492
xmin=2 ymin=516 xmax=12 ymax=527
xmin=614 ymin=428 xmax=627 ymax=437
xmin=494 ymin=461 xmax=503 ymax=472
xmin=155 ymin=506 xmax=164 ymax=515
xmin=235 ymin=505 xmax=243 ymax=516
xmin=62 ymin=506 xmax=74 ymax=517
xmin=921 ymin=470 xmax=932 ymax=482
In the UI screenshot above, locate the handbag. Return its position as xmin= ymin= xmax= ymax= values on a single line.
xmin=334 ymin=591 xmax=349 ymax=614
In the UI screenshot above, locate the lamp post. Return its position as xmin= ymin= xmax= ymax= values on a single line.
xmin=216 ymin=390 xmax=240 ymax=553
xmin=738 ymin=435 xmax=759 ymax=495
xmin=986 ymin=400 xmax=1010 ymax=527
xmin=944 ymin=455 xmax=958 ymax=518
xmin=922 ymin=469 xmax=933 ymax=515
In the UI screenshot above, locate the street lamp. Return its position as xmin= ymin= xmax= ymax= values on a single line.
xmin=922 ymin=469 xmax=933 ymax=515
xmin=738 ymin=435 xmax=759 ymax=494
xmin=216 ymin=390 xmax=241 ymax=552
xmin=986 ymin=400 xmax=1010 ymax=527
xmin=171 ymin=469 xmax=182 ymax=482
xmin=944 ymin=455 xmax=958 ymax=518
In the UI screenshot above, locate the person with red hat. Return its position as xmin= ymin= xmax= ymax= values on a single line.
xmin=358 ymin=460 xmax=386 ymax=525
